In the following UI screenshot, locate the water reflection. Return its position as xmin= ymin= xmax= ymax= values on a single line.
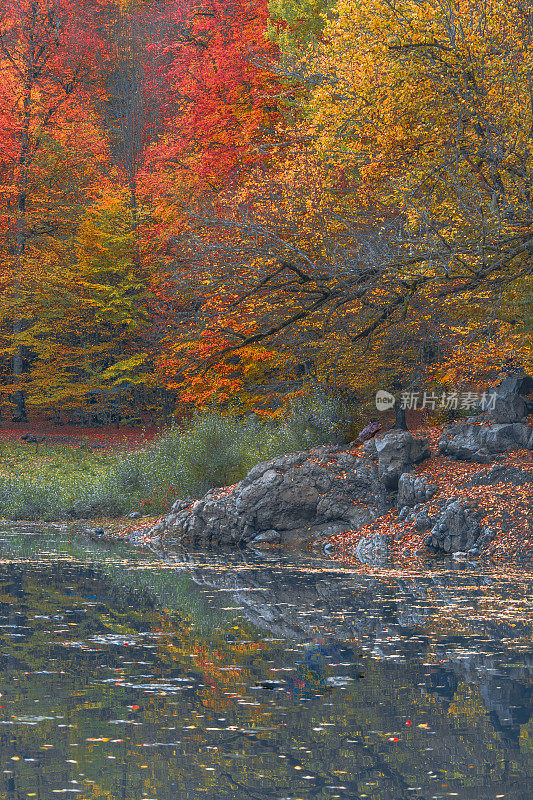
xmin=0 ymin=524 xmax=530 ymax=800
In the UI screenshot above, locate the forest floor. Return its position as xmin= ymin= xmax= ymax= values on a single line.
xmin=0 ymin=422 xmax=160 ymax=452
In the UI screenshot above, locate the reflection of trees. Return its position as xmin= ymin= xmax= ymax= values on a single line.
xmin=0 ymin=557 xmax=530 ymax=800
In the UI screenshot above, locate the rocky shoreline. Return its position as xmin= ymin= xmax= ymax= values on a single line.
xmin=91 ymin=375 xmax=533 ymax=566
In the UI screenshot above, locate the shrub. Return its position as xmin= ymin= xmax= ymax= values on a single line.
xmin=0 ymin=389 xmax=361 ymax=521
xmin=160 ymin=413 xmax=265 ymax=494
xmin=66 ymin=479 xmax=134 ymax=519
xmin=0 ymin=476 xmax=64 ymax=521
xmin=112 ymin=454 xmax=151 ymax=493
xmin=283 ymin=388 xmax=361 ymax=446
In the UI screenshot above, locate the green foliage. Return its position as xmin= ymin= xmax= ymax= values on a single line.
xmin=0 ymin=476 xmax=63 ymax=521
xmin=267 ymin=0 xmax=335 ymax=53
xmin=0 ymin=439 xmax=128 ymax=520
xmin=283 ymin=388 xmax=363 ymax=445
xmin=112 ymin=411 xmax=296 ymax=502
xmin=111 ymin=410 xmax=304 ymax=506
xmin=174 ymin=413 xmax=265 ymax=491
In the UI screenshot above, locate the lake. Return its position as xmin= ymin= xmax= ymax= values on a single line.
xmin=0 ymin=522 xmax=531 ymax=800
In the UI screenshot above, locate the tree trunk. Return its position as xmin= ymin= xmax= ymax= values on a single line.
xmin=12 ymin=241 xmax=28 ymax=423
xmin=395 ymin=403 xmax=408 ymax=430
xmin=11 ymin=87 xmax=31 ymax=424
xmin=161 ymin=389 xmax=176 ymax=425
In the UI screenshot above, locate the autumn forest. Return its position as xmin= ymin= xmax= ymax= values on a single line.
xmin=1 ymin=0 xmax=532 ymax=426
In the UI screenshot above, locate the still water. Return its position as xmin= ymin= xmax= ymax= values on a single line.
xmin=0 ymin=523 xmax=531 ymax=800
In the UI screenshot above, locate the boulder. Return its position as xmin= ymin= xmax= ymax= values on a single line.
xmin=438 ymin=422 xmax=533 ymax=462
xmin=250 ymin=529 xmax=282 ymax=545
xmin=424 ymin=499 xmax=493 ymax=554
xmin=397 ymin=502 xmax=435 ymax=531
xmin=153 ymin=447 xmax=387 ymax=548
xmin=355 ymin=533 xmax=389 ymax=565
xmin=413 ymin=509 xmax=433 ymax=531
xmin=467 ymin=465 xmax=532 ymax=487
xmin=170 ymin=498 xmax=196 ymax=513
xmin=374 ymin=430 xmax=430 ymax=489
xmin=397 ymin=473 xmax=437 ymax=507
xmin=484 ymin=373 xmax=533 ymax=423
xmin=362 ymin=438 xmax=378 ymax=460
xmin=252 ymin=521 xmax=361 ymax=549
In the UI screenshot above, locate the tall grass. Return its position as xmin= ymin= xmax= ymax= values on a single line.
xmin=0 ymin=392 xmax=355 ymax=521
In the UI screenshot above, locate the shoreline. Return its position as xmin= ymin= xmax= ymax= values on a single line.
xmin=72 ymin=425 xmax=533 ymax=569
xmin=1 ymin=412 xmax=531 ymax=568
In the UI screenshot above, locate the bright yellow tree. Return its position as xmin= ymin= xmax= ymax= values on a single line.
xmin=304 ymin=0 xmax=533 ymax=303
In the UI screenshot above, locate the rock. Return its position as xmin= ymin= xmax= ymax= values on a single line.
xmin=374 ymin=431 xmax=430 ymax=489
xmin=362 ymin=438 xmax=378 ymax=460
xmin=242 ymin=453 xmax=308 ymax=485
xmin=309 ymin=443 xmax=345 ymax=456
xmin=151 ymin=521 xmax=167 ymax=534
xmin=413 ymin=510 xmax=433 ymax=531
xmin=238 ymin=454 xmax=386 ymax=534
xmin=251 ymin=530 xmax=281 ymax=545
xmin=425 ymin=500 xmax=490 ymax=554
xmin=438 ymin=373 xmax=533 ymax=460
xmin=171 ymin=498 xmax=196 ymax=513
xmin=20 ymin=433 xmax=47 ymax=445
xmin=397 ymin=473 xmax=437 ymax=507
xmin=335 ymin=452 xmax=359 ymax=469
xmin=397 ymin=500 xmax=435 ymax=532
xmin=267 ymin=522 xmax=355 ymax=548
xmin=439 ymin=422 xmax=533 ymax=462
xmin=355 ymin=421 xmax=382 ymax=443
xmin=355 ymin=533 xmax=389 ymax=565
xmin=484 ymin=373 xmax=533 ymax=423
xmin=475 ymin=526 xmax=496 ymax=550
xmin=151 ymin=448 xmax=387 ymax=548
xmin=467 ymin=465 xmax=532 ymax=487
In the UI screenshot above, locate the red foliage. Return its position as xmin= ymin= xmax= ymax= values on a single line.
xmin=142 ymin=0 xmax=280 ymax=189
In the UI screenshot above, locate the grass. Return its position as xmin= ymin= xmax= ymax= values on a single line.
xmin=0 ymin=395 xmax=355 ymax=521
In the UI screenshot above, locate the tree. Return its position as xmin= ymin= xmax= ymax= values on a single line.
xmin=301 ymin=0 xmax=533 ymax=305
xmin=161 ymin=0 xmax=533 ymax=403
xmin=0 ymin=124 xmax=113 ymax=421
xmin=16 ymin=189 xmax=161 ymax=424
xmin=267 ymin=0 xmax=335 ymax=55
xmin=158 ymin=143 xmax=437 ymax=410
xmin=140 ymin=0 xmax=282 ymax=248
xmin=0 ymin=0 xmax=107 ymax=420
xmin=100 ymin=0 xmax=163 ymax=242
